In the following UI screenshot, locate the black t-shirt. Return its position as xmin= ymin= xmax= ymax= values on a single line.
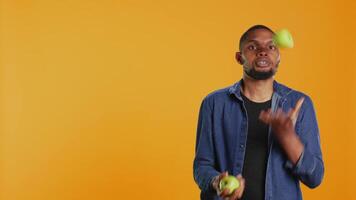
xmin=240 ymin=93 xmax=271 ymax=200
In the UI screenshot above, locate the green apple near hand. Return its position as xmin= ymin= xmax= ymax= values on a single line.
xmin=273 ymin=29 xmax=294 ymax=48
xmin=219 ymin=175 xmax=240 ymax=195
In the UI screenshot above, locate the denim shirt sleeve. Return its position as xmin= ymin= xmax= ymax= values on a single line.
xmin=284 ymin=96 xmax=325 ymax=188
xmin=193 ymin=97 xmax=220 ymax=194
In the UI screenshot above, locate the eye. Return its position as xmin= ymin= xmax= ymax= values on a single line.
xmin=269 ymin=45 xmax=276 ymax=50
xmin=247 ymin=45 xmax=256 ymax=50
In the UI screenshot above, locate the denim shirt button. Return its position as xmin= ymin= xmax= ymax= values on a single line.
xmin=240 ymin=144 xmax=244 ymax=148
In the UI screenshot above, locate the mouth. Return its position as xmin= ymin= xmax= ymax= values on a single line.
xmin=255 ymin=59 xmax=271 ymax=68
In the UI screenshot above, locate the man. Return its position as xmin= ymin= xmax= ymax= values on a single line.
xmin=193 ymin=25 xmax=324 ymax=200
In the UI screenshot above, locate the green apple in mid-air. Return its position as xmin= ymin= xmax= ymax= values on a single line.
xmin=273 ymin=29 xmax=294 ymax=48
xmin=219 ymin=175 xmax=240 ymax=195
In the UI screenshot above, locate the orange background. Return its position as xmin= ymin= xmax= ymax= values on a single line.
xmin=1 ymin=0 xmax=356 ymax=199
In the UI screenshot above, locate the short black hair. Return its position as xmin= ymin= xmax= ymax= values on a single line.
xmin=239 ymin=25 xmax=275 ymax=51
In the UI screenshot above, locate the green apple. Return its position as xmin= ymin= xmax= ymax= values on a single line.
xmin=273 ymin=29 xmax=294 ymax=48
xmin=219 ymin=175 xmax=240 ymax=195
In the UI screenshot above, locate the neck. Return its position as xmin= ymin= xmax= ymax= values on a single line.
xmin=241 ymin=75 xmax=274 ymax=102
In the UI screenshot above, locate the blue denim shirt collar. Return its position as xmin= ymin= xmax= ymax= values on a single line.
xmin=228 ymin=79 xmax=292 ymax=100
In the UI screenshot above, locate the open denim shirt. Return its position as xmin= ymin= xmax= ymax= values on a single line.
xmin=193 ymin=80 xmax=324 ymax=200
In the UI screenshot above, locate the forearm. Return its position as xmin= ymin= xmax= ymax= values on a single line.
xmin=278 ymin=130 xmax=304 ymax=165
xmin=280 ymin=130 xmax=324 ymax=188
xmin=284 ymin=147 xmax=324 ymax=188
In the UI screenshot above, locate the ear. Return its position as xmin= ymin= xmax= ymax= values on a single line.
xmin=235 ymin=52 xmax=245 ymax=65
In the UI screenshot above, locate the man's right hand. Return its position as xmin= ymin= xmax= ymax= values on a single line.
xmin=211 ymin=172 xmax=245 ymax=200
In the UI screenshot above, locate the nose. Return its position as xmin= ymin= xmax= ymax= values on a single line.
xmin=257 ymin=49 xmax=268 ymax=57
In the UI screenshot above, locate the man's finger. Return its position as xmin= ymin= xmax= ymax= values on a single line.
xmin=295 ymin=97 xmax=305 ymax=111
xmin=236 ymin=175 xmax=245 ymax=199
xmin=219 ymin=171 xmax=228 ymax=180
xmin=229 ymin=175 xmax=245 ymax=200
xmin=219 ymin=188 xmax=231 ymax=198
xmin=228 ymin=175 xmax=241 ymax=200
xmin=216 ymin=172 xmax=229 ymax=195
xmin=259 ymin=109 xmax=272 ymax=124
xmin=287 ymin=108 xmax=294 ymax=117
xmin=290 ymin=97 xmax=304 ymax=118
xmin=229 ymin=188 xmax=239 ymax=200
xmin=274 ymin=108 xmax=283 ymax=120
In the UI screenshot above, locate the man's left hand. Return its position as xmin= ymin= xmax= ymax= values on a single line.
xmin=259 ymin=97 xmax=305 ymax=165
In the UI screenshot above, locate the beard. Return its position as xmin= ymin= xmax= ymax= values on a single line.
xmin=243 ymin=64 xmax=278 ymax=80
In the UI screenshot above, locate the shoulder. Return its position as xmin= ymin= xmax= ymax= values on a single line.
xmin=204 ymin=86 xmax=232 ymax=100
xmin=277 ymin=82 xmax=315 ymax=109
xmin=200 ymin=84 xmax=234 ymax=109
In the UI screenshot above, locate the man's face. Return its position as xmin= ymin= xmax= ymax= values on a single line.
xmin=236 ymin=29 xmax=280 ymax=80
